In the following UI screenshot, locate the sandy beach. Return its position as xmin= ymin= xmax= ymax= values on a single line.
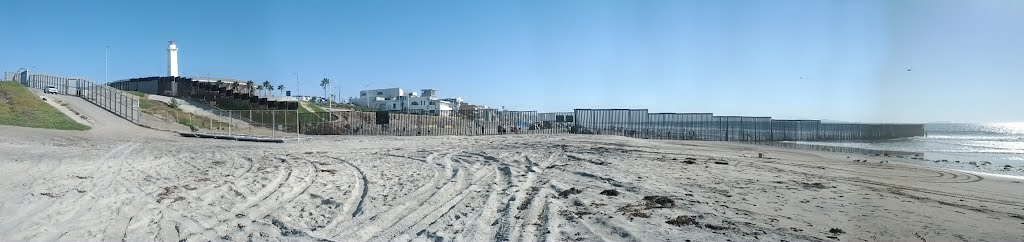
xmin=2 ymin=112 xmax=1023 ymax=242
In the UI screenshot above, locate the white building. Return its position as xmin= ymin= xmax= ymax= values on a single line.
xmin=350 ymin=87 xmax=455 ymax=115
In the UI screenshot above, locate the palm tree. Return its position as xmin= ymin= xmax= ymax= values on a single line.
xmin=267 ymin=85 xmax=274 ymax=96
xmin=256 ymin=86 xmax=264 ymax=96
xmin=262 ymin=80 xmax=271 ymax=91
xmin=246 ymin=80 xmax=255 ymax=95
xmin=278 ymin=84 xmax=285 ymax=96
xmin=320 ymin=78 xmax=330 ymax=107
xmin=230 ymin=82 xmax=240 ymax=93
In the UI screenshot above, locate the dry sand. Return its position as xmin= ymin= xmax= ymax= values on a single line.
xmin=1 ymin=100 xmax=1024 ymax=241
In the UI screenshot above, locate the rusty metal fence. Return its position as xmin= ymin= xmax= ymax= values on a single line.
xmin=298 ymin=110 xmax=575 ymax=136
xmin=258 ymin=108 xmax=925 ymax=141
xmin=127 ymin=106 xmax=928 ymax=141
xmin=15 ymin=68 xmax=924 ymax=142
xmin=572 ymin=109 xmax=925 ymax=141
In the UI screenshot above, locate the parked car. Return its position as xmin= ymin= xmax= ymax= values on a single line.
xmin=45 ymin=85 xmax=59 ymax=94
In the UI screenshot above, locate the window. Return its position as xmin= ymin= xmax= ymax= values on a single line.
xmin=429 ymin=101 xmax=437 ymax=105
xmin=392 ymin=104 xmax=396 ymax=109
xmin=360 ymin=92 xmax=366 ymax=96
xmin=377 ymin=91 xmax=383 ymax=95
xmin=411 ymin=101 xmax=419 ymax=105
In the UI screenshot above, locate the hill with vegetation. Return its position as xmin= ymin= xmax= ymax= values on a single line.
xmin=0 ymin=82 xmax=90 ymax=130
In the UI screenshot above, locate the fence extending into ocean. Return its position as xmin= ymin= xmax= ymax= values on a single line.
xmin=571 ymin=109 xmax=925 ymax=141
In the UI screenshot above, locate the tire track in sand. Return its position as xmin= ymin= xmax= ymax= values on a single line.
xmin=35 ymin=143 xmax=139 ymax=241
xmin=493 ymin=152 xmax=544 ymax=242
xmin=184 ymin=155 xmax=317 ymax=241
xmin=316 ymin=156 xmax=369 ymax=233
xmin=399 ymin=162 xmax=497 ymax=241
xmin=332 ymin=150 xmax=461 ymax=241
xmin=456 ymin=163 xmax=511 ymax=241
xmin=0 ymin=143 xmax=131 ymax=236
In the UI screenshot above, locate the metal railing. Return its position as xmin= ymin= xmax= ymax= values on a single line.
xmin=5 ymin=70 xmax=141 ymax=123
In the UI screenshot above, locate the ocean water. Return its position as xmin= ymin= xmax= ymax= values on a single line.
xmin=788 ymin=123 xmax=1024 ymax=174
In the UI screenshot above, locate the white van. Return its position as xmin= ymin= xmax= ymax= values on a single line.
xmin=45 ymin=85 xmax=59 ymax=94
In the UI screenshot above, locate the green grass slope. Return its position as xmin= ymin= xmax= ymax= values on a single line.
xmin=0 ymin=82 xmax=90 ymax=130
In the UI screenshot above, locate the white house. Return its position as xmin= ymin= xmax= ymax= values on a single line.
xmin=350 ymin=87 xmax=455 ymax=115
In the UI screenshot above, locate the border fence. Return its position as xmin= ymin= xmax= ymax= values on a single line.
xmin=8 ymin=71 xmax=925 ymax=142
xmin=4 ymin=70 xmax=141 ymax=123
xmin=570 ymin=109 xmax=924 ymax=141
xmin=112 ymin=99 xmax=926 ymax=142
xmin=271 ymin=108 xmax=924 ymax=141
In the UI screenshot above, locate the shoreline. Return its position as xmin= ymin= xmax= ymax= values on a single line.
xmin=953 ymin=169 xmax=1024 ymax=181
xmin=764 ymin=140 xmax=1024 ymax=177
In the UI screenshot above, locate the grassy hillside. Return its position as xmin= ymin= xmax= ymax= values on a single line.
xmin=0 ymin=82 xmax=90 ymax=130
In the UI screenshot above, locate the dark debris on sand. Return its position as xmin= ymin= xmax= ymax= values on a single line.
xmin=703 ymin=224 xmax=730 ymax=230
xmin=559 ymin=187 xmax=584 ymax=198
xmin=800 ymin=182 xmax=831 ymax=190
xmin=666 ymin=215 xmax=701 ymax=227
xmin=599 ymin=189 xmax=620 ymax=196
xmin=829 ymin=228 xmax=845 ymax=234
xmin=643 ymin=196 xmax=675 ymax=208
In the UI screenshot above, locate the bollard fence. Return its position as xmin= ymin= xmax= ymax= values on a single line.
xmin=572 ymin=109 xmax=925 ymax=141
xmin=79 ymin=74 xmax=928 ymax=142
xmin=10 ymin=70 xmax=927 ymax=142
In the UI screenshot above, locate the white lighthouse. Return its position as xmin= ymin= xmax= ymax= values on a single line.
xmin=167 ymin=41 xmax=179 ymax=77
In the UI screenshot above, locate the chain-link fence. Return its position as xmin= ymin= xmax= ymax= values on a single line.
xmin=137 ymin=106 xmax=304 ymax=141
xmin=5 ymin=70 xmax=141 ymax=123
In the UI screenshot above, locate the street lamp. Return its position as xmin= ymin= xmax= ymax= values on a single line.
xmin=362 ymin=82 xmax=372 ymax=109
xmin=335 ymin=86 xmax=342 ymax=104
xmin=105 ymin=45 xmax=109 ymax=83
xmin=292 ymin=72 xmax=300 ymax=99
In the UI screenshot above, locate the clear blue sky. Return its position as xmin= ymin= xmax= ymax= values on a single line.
xmin=2 ymin=0 xmax=1022 ymax=123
